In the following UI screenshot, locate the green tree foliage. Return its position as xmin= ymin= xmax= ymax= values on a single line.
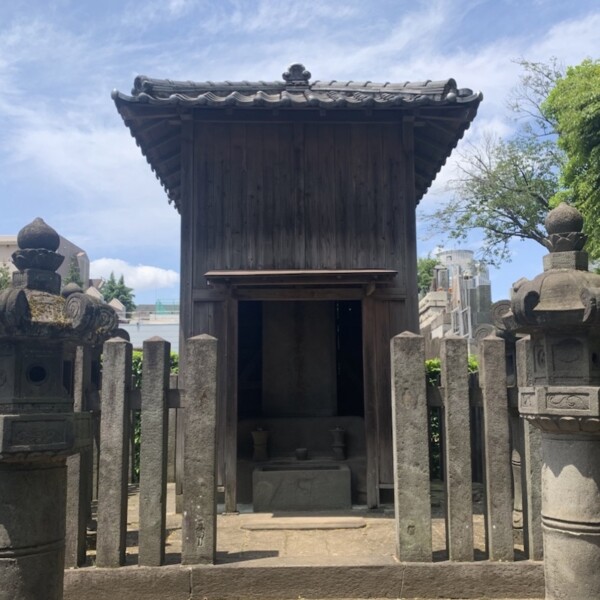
xmin=417 ymin=256 xmax=440 ymax=294
xmin=544 ymin=59 xmax=600 ymax=257
xmin=102 ymin=272 xmax=136 ymax=313
xmin=62 ymin=255 xmax=84 ymax=288
xmin=423 ymin=58 xmax=567 ymax=266
xmin=0 ymin=264 xmax=10 ymax=291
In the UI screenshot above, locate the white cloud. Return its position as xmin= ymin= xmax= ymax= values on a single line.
xmin=1 ymin=0 xmax=599 ymax=299
xmin=90 ymin=258 xmax=179 ymax=292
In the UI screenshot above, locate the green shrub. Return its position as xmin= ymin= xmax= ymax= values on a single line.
xmin=131 ymin=350 xmax=179 ymax=481
xmin=425 ymin=353 xmax=478 ymax=480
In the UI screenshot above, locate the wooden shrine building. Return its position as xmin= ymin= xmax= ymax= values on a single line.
xmin=113 ymin=63 xmax=482 ymax=510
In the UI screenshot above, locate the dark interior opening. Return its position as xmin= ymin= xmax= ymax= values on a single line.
xmin=238 ymin=300 xmax=263 ymax=419
xmin=336 ymin=300 xmax=364 ymax=417
xmin=237 ymin=299 xmax=364 ymax=419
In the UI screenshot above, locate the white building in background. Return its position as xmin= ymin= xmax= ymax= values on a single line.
xmin=419 ymin=249 xmax=493 ymax=357
xmin=0 ymin=234 xmax=90 ymax=288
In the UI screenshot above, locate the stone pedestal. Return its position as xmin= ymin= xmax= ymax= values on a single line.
xmin=541 ymin=432 xmax=600 ymax=599
xmin=0 ymin=462 xmax=66 ymax=600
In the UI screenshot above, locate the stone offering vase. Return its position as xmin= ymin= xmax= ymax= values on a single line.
xmin=251 ymin=428 xmax=269 ymax=462
xmin=331 ymin=427 xmax=346 ymax=460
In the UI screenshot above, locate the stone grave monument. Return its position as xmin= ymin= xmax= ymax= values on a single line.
xmin=0 ymin=218 xmax=117 ymax=600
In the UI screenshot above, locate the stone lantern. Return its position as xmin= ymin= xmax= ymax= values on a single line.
xmin=507 ymin=203 xmax=600 ymax=600
xmin=0 ymin=218 xmax=117 ymax=600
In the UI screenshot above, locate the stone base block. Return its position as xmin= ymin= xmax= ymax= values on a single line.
xmin=253 ymin=464 xmax=351 ymax=511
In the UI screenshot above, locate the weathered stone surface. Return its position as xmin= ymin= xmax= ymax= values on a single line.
xmin=479 ymin=334 xmax=514 ymax=561
xmin=181 ymin=334 xmax=218 ymax=565
xmin=96 ymin=337 xmax=132 ymax=568
xmin=440 ymin=335 xmax=473 ymax=561
xmin=542 ymin=434 xmax=600 ymax=599
xmin=16 ymin=218 xmax=60 ymax=252
xmin=65 ymin=345 xmax=94 ymax=568
xmin=253 ymin=464 xmax=351 ymax=511
xmin=391 ymin=332 xmax=432 ymax=562
xmin=0 ymin=218 xmax=118 ymax=600
xmin=64 ymin=566 xmax=191 ymax=600
xmin=515 ymin=337 xmax=543 ymax=560
xmin=139 ymin=337 xmax=171 ymax=566
xmin=510 ymin=203 xmax=600 ymax=598
xmin=62 ymin=562 xmax=545 ymax=600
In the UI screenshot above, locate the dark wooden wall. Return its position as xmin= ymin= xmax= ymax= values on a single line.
xmin=178 ymin=114 xmax=420 ymax=507
xmin=190 ymin=120 xmax=411 ymax=282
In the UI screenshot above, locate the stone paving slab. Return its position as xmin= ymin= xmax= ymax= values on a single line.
xmin=69 ymin=483 xmax=543 ymax=599
xmin=241 ymin=516 xmax=367 ymax=530
xmin=84 ymin=482 xmax=523 ymax=566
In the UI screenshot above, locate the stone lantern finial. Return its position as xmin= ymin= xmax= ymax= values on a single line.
xmin=507 ymin=201 xmax=600 ymax=600
xmin=542 ymin=202 xmax=588 ymax=270
xmin=11 ymin=217 xmax=64 ymax=294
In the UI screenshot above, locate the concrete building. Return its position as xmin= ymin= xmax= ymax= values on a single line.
xmin=419 ymin=249 xmax=492 ymax=357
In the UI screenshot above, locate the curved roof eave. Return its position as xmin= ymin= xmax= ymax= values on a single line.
xmin=112 ymin=63 xmax=482 ymax=211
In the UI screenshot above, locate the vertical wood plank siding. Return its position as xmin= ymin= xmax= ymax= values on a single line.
xmin=191 ymin=121 xmax=408 ymax=278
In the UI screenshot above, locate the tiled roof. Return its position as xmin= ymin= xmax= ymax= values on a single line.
xmin=113 ymin=63 xmax=482 ymax=210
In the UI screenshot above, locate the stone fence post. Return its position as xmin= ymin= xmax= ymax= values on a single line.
xmin=0 ymin=219 xmax=118 ymax=600
xmin=507 ymin=203 xmax=600 ymax=599
xmin=181 ymin=334 xmax=218 ymax=565
xmin=391 ymin=332 xmax=432 ymax=562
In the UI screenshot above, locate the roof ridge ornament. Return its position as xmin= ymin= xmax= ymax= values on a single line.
xmin=282 ymin=63 xmax=311 ymax=89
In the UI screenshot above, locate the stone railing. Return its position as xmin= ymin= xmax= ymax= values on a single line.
xmin=64 ymin=329 xmax=541 ymax=570
xmin=392 ymin=332 xmax=542 ymax=562
xmin=65 ymin=334 xmax=218 ymax=569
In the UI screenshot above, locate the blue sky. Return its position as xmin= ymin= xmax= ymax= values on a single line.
xmin=1 ymin=0 xmax=598 ymax=304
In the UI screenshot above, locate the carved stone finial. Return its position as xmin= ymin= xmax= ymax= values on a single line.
xmin=17 ymin=217 xmax=60 ymax=252
xmin=545 ymin=202 xmax=584 ymax=235
xmin=282 ymin=63 xmax=311 ymax=87
xmin=11 ymin=218 xmax=64 ymax=293
xmin=543 ymin=203 xmax=587 ymax=255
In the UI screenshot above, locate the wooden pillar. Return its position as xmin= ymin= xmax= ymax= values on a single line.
xmin=224 ymin=297 xmax=239 ymax=513
xmin=176 ymin=117 xmax=194 ymax=514
xmin=362 ymin=296 xmax=379 ymax=508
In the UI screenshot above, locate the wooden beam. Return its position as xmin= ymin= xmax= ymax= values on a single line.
xmin=224 ymin=297 xmax=239 ymax=513
xmin=362 ymin=297 xmax=380 ymax=508
xmin=232 ymin=288 xmax=365 ymax=301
